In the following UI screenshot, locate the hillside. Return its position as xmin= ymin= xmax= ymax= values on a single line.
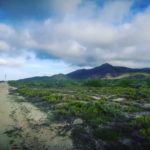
xmin=67 ymin=63 xmax=150 ymax=80
xmin=13 ymin=74 xmax=79 ymax=87
xmin=12 ymin=63 xmax=150 ymax=83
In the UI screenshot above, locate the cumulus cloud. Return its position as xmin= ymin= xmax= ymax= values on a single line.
xmin=0 ymin=0 xmax=150 ymax=80
xmin=15 ymin=4 xmax=150 ymax=67
xmin=51 ymin=0 xmax=82 ymax=13
xmin=0 ymin=53 xmax=77 ymax=80
xmin=98 ymin=0 xmax=132 ymax=23
xmin=0 ymin=52 xmax=33 ymax=67
xmin=0 ymin=41 xmax=10 ymax=51
xmin=0 ymin=58 xmax=22 ymax=67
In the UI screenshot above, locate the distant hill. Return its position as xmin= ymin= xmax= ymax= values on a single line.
xmin=16 ymin=74 xmax=79 ymax=87
xmin=19 ymin=74 xmax=67 ymax=82
xmin=67 ymin=63 xmax=150 ymax=80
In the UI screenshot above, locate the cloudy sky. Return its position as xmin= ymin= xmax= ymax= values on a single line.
xmin=0 ymin=0 xmax=150 ymax=80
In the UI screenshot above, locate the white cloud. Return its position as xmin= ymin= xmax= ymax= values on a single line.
xmin=0 ymin=52 xmax=77 ymax=80
xmin=0 ymin=24 xmax=15 ymax=39
xmin=0 ymin=41 xmax=10 ymax=51
xmin=98 ymin=0 xmax=132 ymax=23
xmin=0 ymin=0 xmax=150 ymax=80
xmin=51 ymin=0 xmax=82 ymax=14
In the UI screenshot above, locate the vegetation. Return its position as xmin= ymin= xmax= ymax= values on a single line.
xmin=9 ymin=75 xmax=150 ymax=150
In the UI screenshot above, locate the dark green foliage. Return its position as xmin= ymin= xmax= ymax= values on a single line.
xmin=9 ymin=75 xmax=150 ymax=150
xmin=117 ymin=79 xmax=132 ymax=87
xmin=93 ymin=127 xmax=129 ymax=141
xmin=84 ymin=79 xmax=102 ymax=87
xmin=131 ymin=115 xmax=150 ymax=128
xmin=130 ymin=115 xmax=150 ymax=142
xmin=140 ymin=128 xmax=150 ymax=141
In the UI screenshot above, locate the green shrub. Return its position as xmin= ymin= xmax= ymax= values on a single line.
xmin=140 ymin=128 xmax=150 ymax=141
xmin=93 ymin=128 xmax=125 ymax=141
xmin=131 ymin=115 xmax=150 ymax=128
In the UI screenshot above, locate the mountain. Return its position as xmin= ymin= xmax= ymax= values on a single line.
xmin=67 ymin=63 xmax=150 ymax=80
xmin=13 ymin=63 xmax=150 ymax=82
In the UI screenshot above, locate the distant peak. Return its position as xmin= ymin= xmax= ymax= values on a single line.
xmin=100 ymin=63 xmax=113 ymax=67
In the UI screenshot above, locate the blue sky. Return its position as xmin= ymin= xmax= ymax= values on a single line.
xmin=0 ymin=0 xmax=150 ymax=80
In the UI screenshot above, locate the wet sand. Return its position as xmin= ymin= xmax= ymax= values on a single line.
xmin=0 ymin=83 xmax=73 ymax=150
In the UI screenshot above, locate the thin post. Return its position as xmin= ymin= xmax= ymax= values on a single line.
xmin=5 ymin=74 xmax=7 ymax=82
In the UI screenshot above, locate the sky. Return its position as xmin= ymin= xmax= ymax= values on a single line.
xmin=0 ymin=0 xmax=150 ymax=80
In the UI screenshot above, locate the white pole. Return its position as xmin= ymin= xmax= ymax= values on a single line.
xmin=5 ymin=74 xmax=7 ymax=83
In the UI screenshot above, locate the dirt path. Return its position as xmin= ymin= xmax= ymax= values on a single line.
xmin=0 ymin=83 xmax=73 ymax=150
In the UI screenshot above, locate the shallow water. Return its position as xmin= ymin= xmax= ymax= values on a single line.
xmin=0 ymin=83 xmax=73 ymax=150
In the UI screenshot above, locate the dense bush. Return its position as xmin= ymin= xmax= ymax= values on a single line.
xmin=9 ymin=75 xmax=150 ymax=149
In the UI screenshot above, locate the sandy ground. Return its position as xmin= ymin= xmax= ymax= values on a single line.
xmin=0 ymin=83 xmax=73 ymax=150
